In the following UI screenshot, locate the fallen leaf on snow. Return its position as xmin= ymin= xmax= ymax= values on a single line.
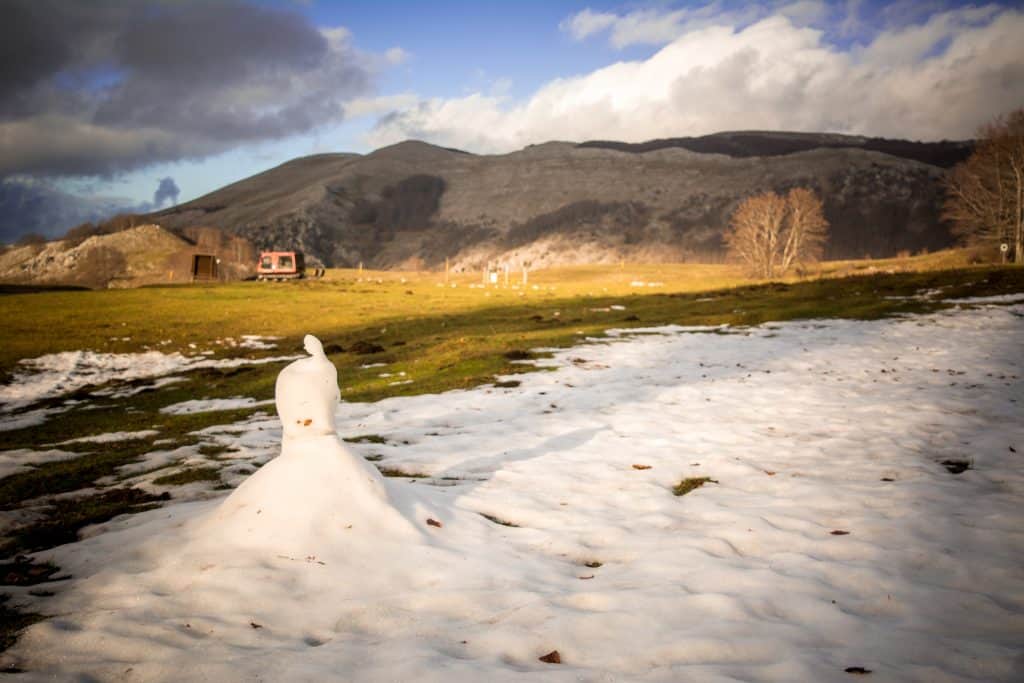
xmin=632 ymin=464 xmax=651 ymax=470
xmin=539 ymin=650 xmax=561 ymax=664
xmin=426 ymin=518 xmax=443 ymax=528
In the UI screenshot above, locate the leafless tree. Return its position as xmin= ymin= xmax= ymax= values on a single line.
xmin=943 ymin=108 xmax=1024 ymax=263
xmin=724 ymin=188 xmax=829 ymax=278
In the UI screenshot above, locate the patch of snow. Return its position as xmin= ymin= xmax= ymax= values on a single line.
xmin=0 ymin=350 xmax=301 ymax=415
xmin=238 ymin=335 xmax=280 ymax=350
xmin=943 ymin=292 xmax=1024 ymax=305
xmin=91 ymin=376 xmax=186 ymax=399
xmin=0 ymin=448 xmax=81 ymax=480
xmin=0 ymin=406 xmax=72 ymax=432
xmin=9 ymin=303 xmax=1024 ymax=681
xmin=61 ymin=430 xmax=159 ymax=444
xmin=159 ymin=398 xmax=274 ymax=415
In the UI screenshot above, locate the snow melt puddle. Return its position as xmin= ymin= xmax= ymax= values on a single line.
xmin=0 ymin=349 xmax=300 ymax=417
xmin=6 ymin=303 xmax=1024 ymax=682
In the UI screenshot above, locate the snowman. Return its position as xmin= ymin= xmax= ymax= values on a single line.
xmin=197 ymin=335 xmax=420 ymax=553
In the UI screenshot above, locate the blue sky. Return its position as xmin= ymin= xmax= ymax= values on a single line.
xmin=2 ymin=0 xmax=1023 ymax=240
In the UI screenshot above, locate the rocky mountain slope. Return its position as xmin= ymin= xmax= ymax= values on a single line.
xmin=0 ymin=225 xmax=254 ymax=288
xmin=0 ymin=225 xmax=191 ymax=288
xmin=151 ymin=132 xmax=968 ymax=269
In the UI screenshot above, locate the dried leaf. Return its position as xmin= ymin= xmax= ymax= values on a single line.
xmin=250 ymin=621 xmax=263 ymax=629
xmin=844 ymin=666 xmax=872 ymax=674
xmin=632 ymin=464 xmax=652 ymax=470
xmin=426 ymin=518 xmax=443 ymax=528
xmin=539 ymin=650 xmax=561 ymax=664
xmin=830 ymin=530 xmax=850 ymax=536
xmin=302 ymin=419 xmax=312 ymax=426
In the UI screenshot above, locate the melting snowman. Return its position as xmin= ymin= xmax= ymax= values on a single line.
xmin=198 ymin=335 xmax=421 ymax=553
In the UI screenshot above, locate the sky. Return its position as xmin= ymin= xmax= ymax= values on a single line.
xmin=1 ymin=0 xmax=1023 ymax=242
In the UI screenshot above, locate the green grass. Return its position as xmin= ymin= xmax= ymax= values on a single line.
xmin=0 ymin=594 xmax=45 ymax=655
xmin=480 ymin=513 xmax=520 ymax=527
xmin=673 ymin=477 xmax=717 ymax=496
xmin=0 ymin=488 xmax=169 ymax=557
xmin=343 ymin=434 xmax=389 ymax=444
xmin=151 ymin=466 xmax=222 ymax=486
xmin=376 ymin=467 xmax=428 ymax=478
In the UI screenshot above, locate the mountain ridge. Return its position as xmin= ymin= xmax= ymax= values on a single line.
xmin=150 ymin=131 xmax=968 ymax=269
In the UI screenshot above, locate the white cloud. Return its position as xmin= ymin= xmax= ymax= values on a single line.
xmin=344 ymin=93 xmax=419 ymax=119
xmin=560 ymin=2 xmax=812 ymax=48
xmin=384 ymin=46 xmax=410 ymax=65
xmin=369 ymin=7 xmax=1024 ymax=152
xmin=559 ymin=8 xmax=617 ymax=40
xmin=777 ymin=0 xmax=829 ymax=25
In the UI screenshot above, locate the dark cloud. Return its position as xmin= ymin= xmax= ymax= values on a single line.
xmin=0 ymin=178 xmax=136 ymax=243
xmin=153 ymin=177 xmax=180 ymax=208
xmin=0 ymin=1 xmax=372 ymax=177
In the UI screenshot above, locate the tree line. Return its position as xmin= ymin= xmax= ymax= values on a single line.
xmin=725 ymin=106 xmax=1024 ymax=276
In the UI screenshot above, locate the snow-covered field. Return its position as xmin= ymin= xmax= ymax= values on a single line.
xmin=4 ymin=299 xmax=1023 ymax=682
xmin=0 ymin=348 xmax=299 ymax=423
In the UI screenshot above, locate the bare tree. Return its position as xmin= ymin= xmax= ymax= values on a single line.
xmin=943 ymin=108 xmax=1024 ymax=263
xmin=725 ymin=188 xmax=829 ymax=278
xmin=780 ymin=188 xmax=828 ymax=273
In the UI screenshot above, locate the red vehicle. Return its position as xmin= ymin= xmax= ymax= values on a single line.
xmin=257 ymin=251 xmax=305 ymax=280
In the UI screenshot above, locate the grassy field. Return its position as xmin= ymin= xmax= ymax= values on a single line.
xmin=0 ymin=252 xmax=1022 ymax=559
xmin=0 ymin=247 xmax=990 ymax=373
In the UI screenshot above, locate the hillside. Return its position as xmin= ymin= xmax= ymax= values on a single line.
xmin=0 ymin=225 xmax=255 ymax=288
xmin=0 ymin=225 xmax=192 ymax=288
xmin=150 ymin=132 xmax=966 ymax=269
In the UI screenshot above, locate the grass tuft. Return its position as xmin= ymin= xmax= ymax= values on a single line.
xmin=673 ymin=477 xmax=717 ymax=496
xmin=344 ymin=434 xmax=389 ymax=444
xmin=480 ymin=513 xmax=520 ymax=527
xmin=152 ymin=467 xmax=222 ymax=486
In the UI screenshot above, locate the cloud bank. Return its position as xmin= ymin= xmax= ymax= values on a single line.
xmin=370 ymin=5 xmax=1024 ymax=153
xmin=0 ymin=0 xmax=373 ymax=178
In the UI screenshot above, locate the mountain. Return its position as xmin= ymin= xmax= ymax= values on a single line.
xmin=149 ymin=132 xmax=970 ymax=269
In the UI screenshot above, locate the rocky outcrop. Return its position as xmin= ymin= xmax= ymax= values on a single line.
xmin=0 ymin=224 xmax=255 ymax=288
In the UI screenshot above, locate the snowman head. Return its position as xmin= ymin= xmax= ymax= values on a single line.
xmin=275 ymin=334 xmax=340 ymax=439
xmin=303 ymin=334 xmax=324 ymax=357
